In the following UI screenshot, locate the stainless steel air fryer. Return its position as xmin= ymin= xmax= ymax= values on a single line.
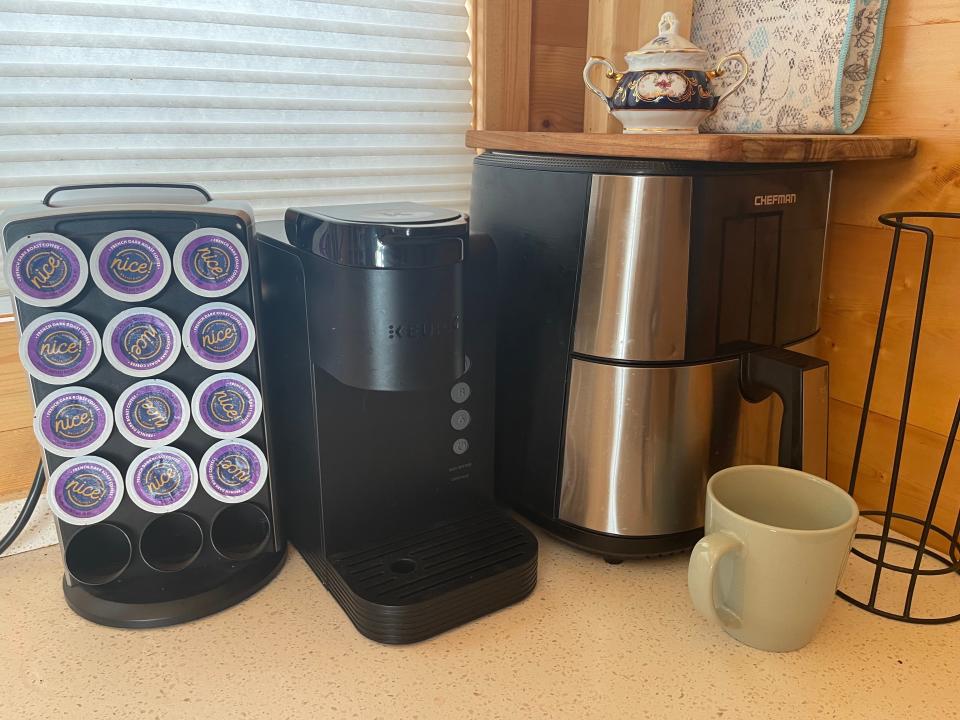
xmin=470 ymin=153 xmax=831 ymax=559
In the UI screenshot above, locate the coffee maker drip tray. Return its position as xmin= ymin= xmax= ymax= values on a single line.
xmin=303 ymin=511 xmax=537 ymax=644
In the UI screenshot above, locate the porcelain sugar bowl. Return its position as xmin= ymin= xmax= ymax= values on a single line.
xmin=583 ymin=12 xmax=749 ymax=134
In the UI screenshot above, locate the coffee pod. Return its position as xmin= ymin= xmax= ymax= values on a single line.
xmin=90 ymin=230 xmax=171 ymax=302
xmin=4 ymin=233 xmax=87 ymax=307
xmin=173 ymin=228 xmax=248 ymax=297
xmin=182 ymin=302 xmax=255 ymax=370
xmin=19 ymin=313 xmax=101 ymax=385
xmin=34 ymin=387 xmax=113 ymax=457
xmin=125 ymin=446 xmax=198 ymax=514
xmin=200 ymin=438 xmax=268 ymax=503
xmin=103 ymin=307 xmax=181 ymax=377
xmin=115 ymin=379 xmax=190 ymax=448
xmin=191 ymin=372 xmax=262 ymax=439
xmin=47 ymin=456 xmax=124 ymax=526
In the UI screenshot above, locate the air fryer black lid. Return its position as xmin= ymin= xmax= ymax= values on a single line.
xmin=284 ymin=202 xmax=468 ymax=269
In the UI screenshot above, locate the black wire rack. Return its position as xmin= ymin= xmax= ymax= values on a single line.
xmin=837 ymin=212 xmax=960 ymax=624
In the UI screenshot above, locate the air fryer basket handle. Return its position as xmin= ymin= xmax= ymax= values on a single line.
xmin=741 ymin=348 xmax=828 ymax=476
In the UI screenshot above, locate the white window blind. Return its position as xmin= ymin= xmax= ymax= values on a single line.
xmin=0 ymin=0 xmax=474 ymax=309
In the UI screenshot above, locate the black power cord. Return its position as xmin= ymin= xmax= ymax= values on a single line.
xmin=0 ymin=461 xmax=45 ymax=556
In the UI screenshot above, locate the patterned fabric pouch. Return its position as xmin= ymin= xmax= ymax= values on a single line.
xmin=691 ymin=0 xmax=888 ymax=133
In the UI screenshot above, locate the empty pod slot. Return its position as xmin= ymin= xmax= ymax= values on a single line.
xmin=64 ymin=523 xmax=132 ymax=586
xmin=139 ymin=512 xmax=204 ymax=572
xmin=211 ymin=503 xmax=271 ymax=561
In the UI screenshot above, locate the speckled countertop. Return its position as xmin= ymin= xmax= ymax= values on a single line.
xmin=2 ymin=522 xmax=959 ymax=720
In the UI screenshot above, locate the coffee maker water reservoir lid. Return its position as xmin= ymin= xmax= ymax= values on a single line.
xmin=284 ymin=202 xmax=467 ymax=269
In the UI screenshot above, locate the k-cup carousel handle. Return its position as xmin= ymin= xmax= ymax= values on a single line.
xmin=688 ymin=531 xmax=742 ymax=629
xmin=740 ymin=347 xmax=829 ymax=476
xmin=43 ymin=183 xmax=211 ymax=208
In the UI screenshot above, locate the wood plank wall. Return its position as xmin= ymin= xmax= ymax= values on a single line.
xmin=528 ymin=0 xmax=588 ymax=132
xmin=0 ymin=320 xmax=40 ymax=501
xmin=818 ymin=1 xmax=960 ymax=544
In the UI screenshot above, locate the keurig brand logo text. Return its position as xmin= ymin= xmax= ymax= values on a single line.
xmin=388 ymin=315 xmax=462 ymax=340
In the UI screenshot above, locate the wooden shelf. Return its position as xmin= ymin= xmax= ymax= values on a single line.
xmin=466 ymin=131 xmax=918 ymax=164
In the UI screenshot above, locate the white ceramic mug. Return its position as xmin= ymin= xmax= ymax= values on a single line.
xmin=688 ymin=465 xmax=859 ymax=652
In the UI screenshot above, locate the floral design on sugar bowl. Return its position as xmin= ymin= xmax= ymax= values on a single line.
xmin=583 ymin=11 xmax=749 ymax=133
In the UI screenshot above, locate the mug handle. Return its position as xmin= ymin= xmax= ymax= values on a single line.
xmin=583 ymin=56 xmax=622 ymax=108
xmin=706 ymin=52 xmax=749 ymax=110
xmin=688 ymin=531 xmax=743 ymax=628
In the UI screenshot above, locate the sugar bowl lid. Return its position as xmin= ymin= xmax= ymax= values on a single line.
xmin=627 ymin=11 xmax=705 ymax=58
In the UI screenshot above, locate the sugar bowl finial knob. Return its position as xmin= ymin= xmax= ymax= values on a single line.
xmin=659 ymin=11 xmax=678 ymax=35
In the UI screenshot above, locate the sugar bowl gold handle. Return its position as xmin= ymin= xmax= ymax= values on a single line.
xmin=583 ymin=56 xmax=624 ymax=108
xmin=706 ymin=52 xmax=750 ymax=110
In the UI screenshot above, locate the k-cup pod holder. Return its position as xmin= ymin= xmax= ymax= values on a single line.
xmin=139 ymin=512 xmax=204 ymax=572
xmin=64 ymin=523 xmax=132 ymax=586
xmin=211 ymin=503 xmax=272 ymax=561
xmin=1 ymin=183 xmax=285 ymax=628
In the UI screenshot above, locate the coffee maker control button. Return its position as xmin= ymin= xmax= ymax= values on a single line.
xmin=451 ymin=382 xmax=471 ymax=404
xmin=452 ymin=438 xmax=469 ymax=455
xmin=451 ymin=409 xmax=471 ymax=431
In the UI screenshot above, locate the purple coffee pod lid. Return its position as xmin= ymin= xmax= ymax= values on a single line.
xmin=182 ymin=302 xmax=255 ymax=370
xmin=200 ymin=438 xmax=268 ymax=503
xmin=4 ymin=233 xmax=87 ymax=307
xmin=47 ymin=456 xmax=124 ymax=526
xmin=90 ymin=230 xmax=171 ymax=302
xmin=115 ymin=379 xmax=191 ymax=448
xmin=103 ymin=307 xmax=181 ymax=377
xmin=19 ymin=312 xmax=101 ymax=385
xmin=125 ymin=446 xmax=198 ymax=513
xmin=173 ymin=228 xmax=248 ymax=298
xmin=191 ymin=372 xmax=263 ymax=439
xmin=34 ymin=386 xmax=113 ymax=457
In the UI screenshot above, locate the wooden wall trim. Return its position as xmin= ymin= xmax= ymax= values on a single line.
xmin=474 ymin=0 xmax=533 ymax=131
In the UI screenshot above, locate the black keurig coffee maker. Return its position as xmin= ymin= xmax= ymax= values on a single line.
xmin=256 ymin=202 xmax=537 ymax=644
